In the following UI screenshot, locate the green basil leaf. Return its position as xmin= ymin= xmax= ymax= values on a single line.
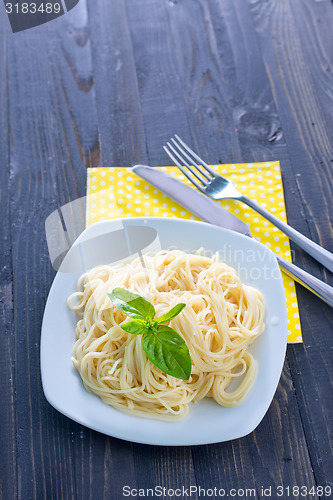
xmin=121 ymin=320 xmax=149 ymax=335
xmin=108 ymin=288 xmax=155 ymax=320
xmin=155 ymin=303 xmax=186 ymax=324
xmin=142 ymin=325 xmax=192 ymax=380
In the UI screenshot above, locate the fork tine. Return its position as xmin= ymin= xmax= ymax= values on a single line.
xmin=170 ymin=138 xmax=212 ymax=181
xmin=166 ymin=142 xmax=209 ymax=186
xmin=163 ymin=145 xmax=205 ymax=192
xmin=174 ymin=135 xmax=217 ymax=176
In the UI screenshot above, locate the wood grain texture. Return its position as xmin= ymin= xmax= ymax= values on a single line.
xmin=0 ymin=19 xmax=18 ymax=500
xmin=87 ymin=1 xmax=148 ymax=167
xmin=1 ymin=0 xmax=332 ymax=498
xmin=124 ymin=0 xmax=193 ymax=164
xmin=247 ymin=0 xmax=333 ymax=487
xmin=163 ymin=0 xmax=243 ymax=164
xmin=3 ymin=1 xmax=99 ymax=498
xmin=248 ymin=0 xmax=333 ymax=252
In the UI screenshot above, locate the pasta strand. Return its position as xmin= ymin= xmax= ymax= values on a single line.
xmin=68 ymin=250 xmax=265 ymax=420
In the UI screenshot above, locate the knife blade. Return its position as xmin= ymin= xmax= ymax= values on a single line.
xmin=132 ymin=164 xmax=333 ymax=307
xmin=132 ymin=164 xmax=251 ymax=236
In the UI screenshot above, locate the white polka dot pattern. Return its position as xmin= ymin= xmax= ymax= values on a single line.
xmin=86 ymin=162 xmax=302 ymax=343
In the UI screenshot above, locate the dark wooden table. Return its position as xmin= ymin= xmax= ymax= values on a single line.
xmin=1 ymin=1 xmax=332 ymax=499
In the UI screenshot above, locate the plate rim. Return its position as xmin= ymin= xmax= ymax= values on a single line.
xmin=41 ymin=217 xmax=288 ymax=446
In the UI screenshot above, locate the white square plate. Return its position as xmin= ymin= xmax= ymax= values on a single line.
xmin=41 ymin=218 xmax=288 ymax=445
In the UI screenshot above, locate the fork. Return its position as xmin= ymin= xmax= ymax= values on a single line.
xmin=164 ymin=135 xmax=333 ymax=273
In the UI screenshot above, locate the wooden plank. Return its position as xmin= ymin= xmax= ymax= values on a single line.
xmin=162 ymin=0 xmax=243 ymax=164
xmin=124 ymin=0 xmax=193 ymax=164
xmin=6 ymin=2 xmax=100 ymax=498
xmin=130 ymin=446 xmax=196 ymax=498
xmin=206 ymin=0 xmax=286 ymax=162
xmin=247 ymin=0 xmax=333 ymax=488
xmin=248 ymin=0 xmax=333 ymax=252
xmin=0 ymin=19 xmax=18 ymax=500
xmin=87 ymin=0 xmax=148 ymax=167
xmin=151 ymin=0 xmax=291 ymax=167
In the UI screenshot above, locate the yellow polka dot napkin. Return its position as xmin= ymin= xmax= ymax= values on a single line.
xmin=86 ymin=163 xmax=302 ymax=343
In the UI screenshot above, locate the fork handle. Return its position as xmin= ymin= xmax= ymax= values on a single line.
xmin=275 ymin=254 xmax=333 ymax=307
xmin=241 ymin=195 xmax=333 ymax=273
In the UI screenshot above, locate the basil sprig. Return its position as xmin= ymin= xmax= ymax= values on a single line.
xmin=108 ymin=288 xmax=191 ymax=380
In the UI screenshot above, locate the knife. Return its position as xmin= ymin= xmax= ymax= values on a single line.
xmin=132 ymin=165 xmax=333 ymax=308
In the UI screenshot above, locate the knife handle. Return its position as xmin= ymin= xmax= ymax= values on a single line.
xmin=242 ymin=195 xmax=333 ymax=273
xmin=276 ymin=254 xmax=333 ymax=307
